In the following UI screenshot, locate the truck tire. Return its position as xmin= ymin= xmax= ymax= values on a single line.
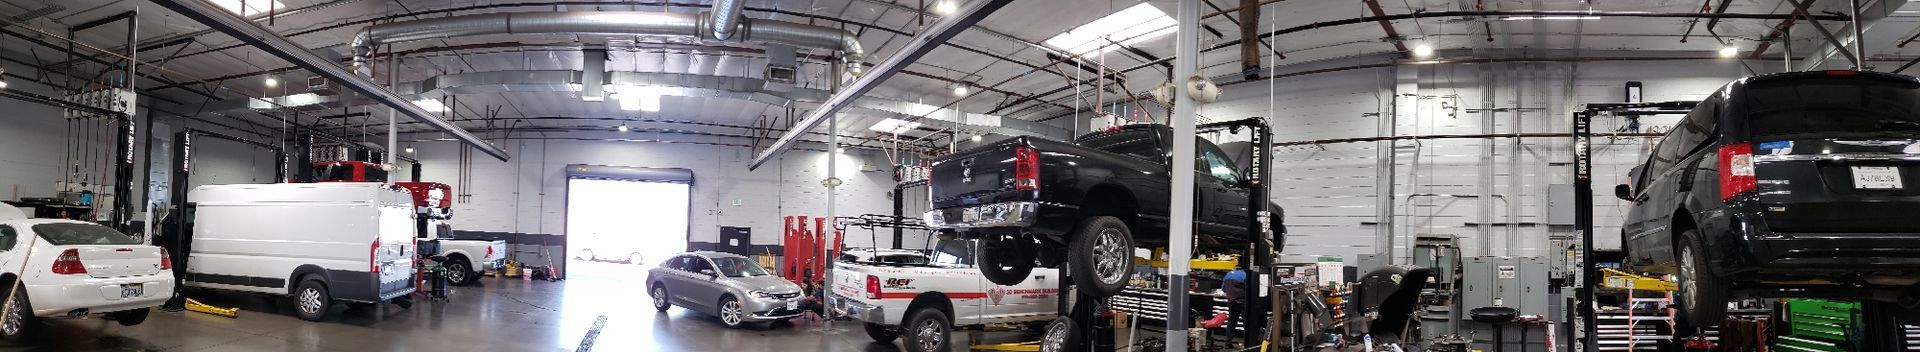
xmin=109 ymin=307 xmax=150 ymax=326
xmin=1069 ymin=216 xmax=1134 ymax=297
xmin=901 ymin=308 xmax=951 ymax=352
xmin=1038 ymin=317 xmax=1078 ymax=352
xmin=0 ymin=285 xmax=39 ymax=345
xmin=1676 ymin=229 xmax=1727 ymax=326
xmin=445 ymin=257 xmax=476 ymax=286
xmin=864 ymin=322 xmax=900 ymax=343
xmin=293 ymin=279 xmax=332 ymax=322
xmin=1269 ymin=212 xmax=1286 ymax=251
xmin=978 ymin=233 xmax=1037 ymax=286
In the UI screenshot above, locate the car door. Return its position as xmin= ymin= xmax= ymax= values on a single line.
xmin=1631 ymin=103 xmax=1717 ymax=271
xmin=660 ymin=255 xmax=692 ymax=306
xmin=0 ymin=225 xmax=17 ymax=269
xmin=1199 ymin=142 xmax=1252 ymax=234
xmin=681 ymin=257 xmax=727 ymax=313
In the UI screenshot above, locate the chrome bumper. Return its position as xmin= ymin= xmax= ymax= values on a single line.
xmin=924 ymin=201 xmax=1038 ymax=229
xmin=831 ymin=295 xmax=886 ymax=323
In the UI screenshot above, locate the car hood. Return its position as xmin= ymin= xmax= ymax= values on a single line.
xmin=728 ymin=276 xmax=800 ymax=293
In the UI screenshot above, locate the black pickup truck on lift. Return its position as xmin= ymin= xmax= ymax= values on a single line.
xmin=922 ymin=120 xmax=1285 ymax=297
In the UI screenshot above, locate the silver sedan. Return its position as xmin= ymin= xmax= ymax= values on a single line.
xmin=646 ymin=251 xmax=806 ymax=328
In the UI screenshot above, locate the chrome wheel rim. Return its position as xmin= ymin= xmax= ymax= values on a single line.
xmin=299 ymin=288 xmax=324 ymax=315
xmin=1040 ymin=321 xmax=1069 ymax=352
xmin=1092 ymin=228 xmax=1128 ymax=285
xmin=446 ymin=263 xmax=467 ymax=283
xmin=720 ymin=300 xmax=742 ymax=326
xmin=2 ymin=294 xmax=21 ymax=336
xmin=652 ymin=287 xmax=667 ymax=309
xmin=1680 ymin=249 xmax=1698 ymax=309
xmin=916 ymin=319 xmax=944 ymax=351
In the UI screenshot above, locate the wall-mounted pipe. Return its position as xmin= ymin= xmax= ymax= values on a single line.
xmin=347 ymin=11 xmax=865 ymax=77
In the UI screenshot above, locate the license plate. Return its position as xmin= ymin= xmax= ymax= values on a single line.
xmin=786 ymin=301 xmax=798 ymax=311
xmin=120 ymin=283 xmax=143 ymax=298
xmin=1853 ymin=166 xmax=1904 ymax=189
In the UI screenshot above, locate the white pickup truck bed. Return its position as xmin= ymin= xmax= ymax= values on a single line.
xmin=829 ymin=253 xmax=1060 ymax=352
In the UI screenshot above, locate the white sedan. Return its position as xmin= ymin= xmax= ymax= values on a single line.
xmin=0 ymin=204 xmax=173 ymax=343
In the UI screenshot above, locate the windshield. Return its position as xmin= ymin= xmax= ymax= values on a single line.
xmin=31 ymin=223 xmax=141 ymax=245
xmin=1745 ymin=77 xmax=1920 ymax=139
xmin=712 ymin=257 xmax=771 ymax=277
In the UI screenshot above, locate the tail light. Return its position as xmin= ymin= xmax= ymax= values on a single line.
xmin=486 ymin=245 xmax=495 ymax=258
xmin=159 ymin=248 xmax=173 ymax=270
xmin=370 ymin=240 xmax=382 ymax=273
xmin=1013 ymin=146 xmax=1040 ymax=191
xmin=1719 ymin=143 xmax=1756 ymax=201
xmin=51 ymin=249 xmax=85 ymax=275
xmin=865 ymin=275 xmax=882 ymax=299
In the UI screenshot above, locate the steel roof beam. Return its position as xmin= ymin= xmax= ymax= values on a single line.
xmin=149 ymin=0 xmax=510 ymax=161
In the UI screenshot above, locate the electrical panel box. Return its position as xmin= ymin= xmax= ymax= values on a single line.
xmin=1547 ymin=184 xmax=1576 ymax=226
xmin=1462 ymin=256 xmax=1550 ymax=317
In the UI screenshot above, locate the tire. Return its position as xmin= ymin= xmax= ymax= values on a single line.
xmin=1269 ymin=212 xmax=1287 ymax=251
xmin=651 ymin=284 xmax=671 ymax=312
xmin=293 ymin=279 xmax=331 ymax=322
xmin=390 ymin=296 xmax=414 ymax=310
xmin=978 ymin=233 xmax=1037 ymax=286
xmin=579 ymin=249 xmax=596 ymax=261
xmin=628 ymin=253 xmax=645 ymax=265
xmin=1038 ymin=317 xmax=1078 ymax=352
xmin=110 ymin=307 xmax=150 ymax=326
xmin=901 ymin=308 xmax=952 ymax=352
xmin=445 ymin=258 xmax=475 ymax=286
xmin=1676 ymin=229 xmax=1728 ymax=326
xmin=1069 ymin=216 xmax=1135 ymax=297
xmin=864 ymin=322 xmax=900 ymax=343
xmin=0 ymin=285 xmax=39 ymax=345
xmin=717 ymin=296 xmax=748 ymax=329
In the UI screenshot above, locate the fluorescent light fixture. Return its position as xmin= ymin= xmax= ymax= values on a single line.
xmin=614 ymin=86 xmax=669 ymax=112
xmin=1043 ymin=3 xmax=1176 ymax=57
xmin=1719 ymin=46 xmax=1739 ymax=58
xmin=1502 ymin=16 xmax=1600 ymax=20
xmin=412 ymin=99 xmax=448 ymax=112
xmin=263 ymin=76 xmax=278 ymax=88
xmin=1411 ymin=44 xmax=1435 ymax=58
xmin=869 ymin=118 xmax=923 ymax=134
xmin=210 ymin=0 xmax=284 ymax=17
xmin=933 ymin=1 xmax=958 ymax=15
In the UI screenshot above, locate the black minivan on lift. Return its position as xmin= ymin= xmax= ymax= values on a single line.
xmin=1619 ymin=70 xmax=1920 ymax=325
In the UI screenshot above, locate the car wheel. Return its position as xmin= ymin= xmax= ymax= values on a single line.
xmin=390 ymin=296 xmax=414 ymax=310
xmin=293 ymin=279 xmax=331 ymax=321
xmin=110 ymin=307 xmax=151 ymax=326
xmin=445 ymin=258 xmax=475 ymax=286
xmin=1069 ymin=216 xmax=1134 ymax=297
xmin=977 ymin=233 xmax=1037 ymax=286
xmin=1038 ymin=317 xmax=1078 ymax=352
xmin=901 ymin=308 xmax=951 ymax=352
xmin=579 ymin=249 xmax=596 ymax=261
xmin=1269 ymin=212 xmax=1287 ymax=250
xmin=864 ymin=322 xmax=901 ymax=343
xmin=0 ymin=285 xmax=39 ymax=345
xmin=1676 ymin=229 xmax=1728 ymax=326
xmin=629 ymin=253 xmax=645 ymax=265
xmin=651 ymin=284 xmax=671 ymax=312
xmin=718 ymin=296 xmax=748 ymax=329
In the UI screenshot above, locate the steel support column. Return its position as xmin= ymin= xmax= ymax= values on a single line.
xmin=148 ymin=0 xmax=511 ymax=161
xmin=1167 ymin=0 xmax=1203 ymax=351
xmin=747 ymin=0 xmax=1011 ymax=170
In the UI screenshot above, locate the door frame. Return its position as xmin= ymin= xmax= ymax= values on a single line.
xmin=560 ymin=164 xmax=695 ymax=279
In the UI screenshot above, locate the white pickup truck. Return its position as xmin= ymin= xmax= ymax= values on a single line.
xmin=420 ymin=221 xmax=506 ymax=286
xmin=829 ymin=241 xmax=1059 ymax=352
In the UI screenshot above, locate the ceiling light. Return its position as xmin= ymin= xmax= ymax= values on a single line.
xmin=1043 ymin=3 xmax=1176 ymax=57
xmin=617 ymin=124 xmax=630 ymax=132
xmin=614 ymin=86 xmax=668 ymax=112
xmin=1718 ymin=46 xmax=1739 ymax=58
xmin=951 ymin=83 xmax=970 ymax=96
xmin=837 ymin=147 xmax=848 ymax=154
xmin=932 ymin=1 xmax=958 ymax=15
xmin=263 ymin=76 xmax=278 ymax=88
xmin=970 ymin=134 xmax=982 ymax=142
xmin=869 ymin=118 xmax=923 ymax=134
xmin=211 ymin=0 xmax=284 ymax=17
xmin=411 ymin=99 xmax=448 ymax=112
xmin=1411 ymin=44 xmax=1435 ymax=58
xmin=404 ymin=146 xmax=415 ymax=154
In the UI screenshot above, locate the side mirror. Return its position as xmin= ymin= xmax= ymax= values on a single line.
xmin=1614 ymin=184 xmax=1634 ymax=201
xmin=699 ymin=268 xmax=717 ymax=278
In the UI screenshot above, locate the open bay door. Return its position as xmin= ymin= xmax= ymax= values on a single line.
xmin=562 ymin=165 xmax=693 ymax=281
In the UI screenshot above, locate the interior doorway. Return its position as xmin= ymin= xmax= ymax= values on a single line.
xmin=564 ymin=177 xmax=691 ymax=282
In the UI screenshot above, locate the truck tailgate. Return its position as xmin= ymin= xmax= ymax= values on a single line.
xmin=830 ymin=264 xmax=871 ymax=301
xmin=930 ymin=142 xmax=1020 ymax=209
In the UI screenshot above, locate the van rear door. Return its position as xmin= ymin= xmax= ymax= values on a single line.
xmin=1740 ymin=74 xmax=1920 ymax=233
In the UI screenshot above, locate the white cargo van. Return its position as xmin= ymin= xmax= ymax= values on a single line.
xmin=180 ymin=183 xmax=417 ymax=321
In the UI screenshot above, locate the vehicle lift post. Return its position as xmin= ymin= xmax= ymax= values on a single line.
xmin=1573 ymin=101 xmax=1696 ymax=352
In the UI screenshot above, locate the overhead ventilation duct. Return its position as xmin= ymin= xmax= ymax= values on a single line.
xmin=709 ymin=0 xmax=747 ymax=41
xmin=348 ymin=11 xmax=865 ymax=77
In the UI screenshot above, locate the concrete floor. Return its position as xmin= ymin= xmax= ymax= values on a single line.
xmin=0 ymin=261 xmax=1035 ymax=352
